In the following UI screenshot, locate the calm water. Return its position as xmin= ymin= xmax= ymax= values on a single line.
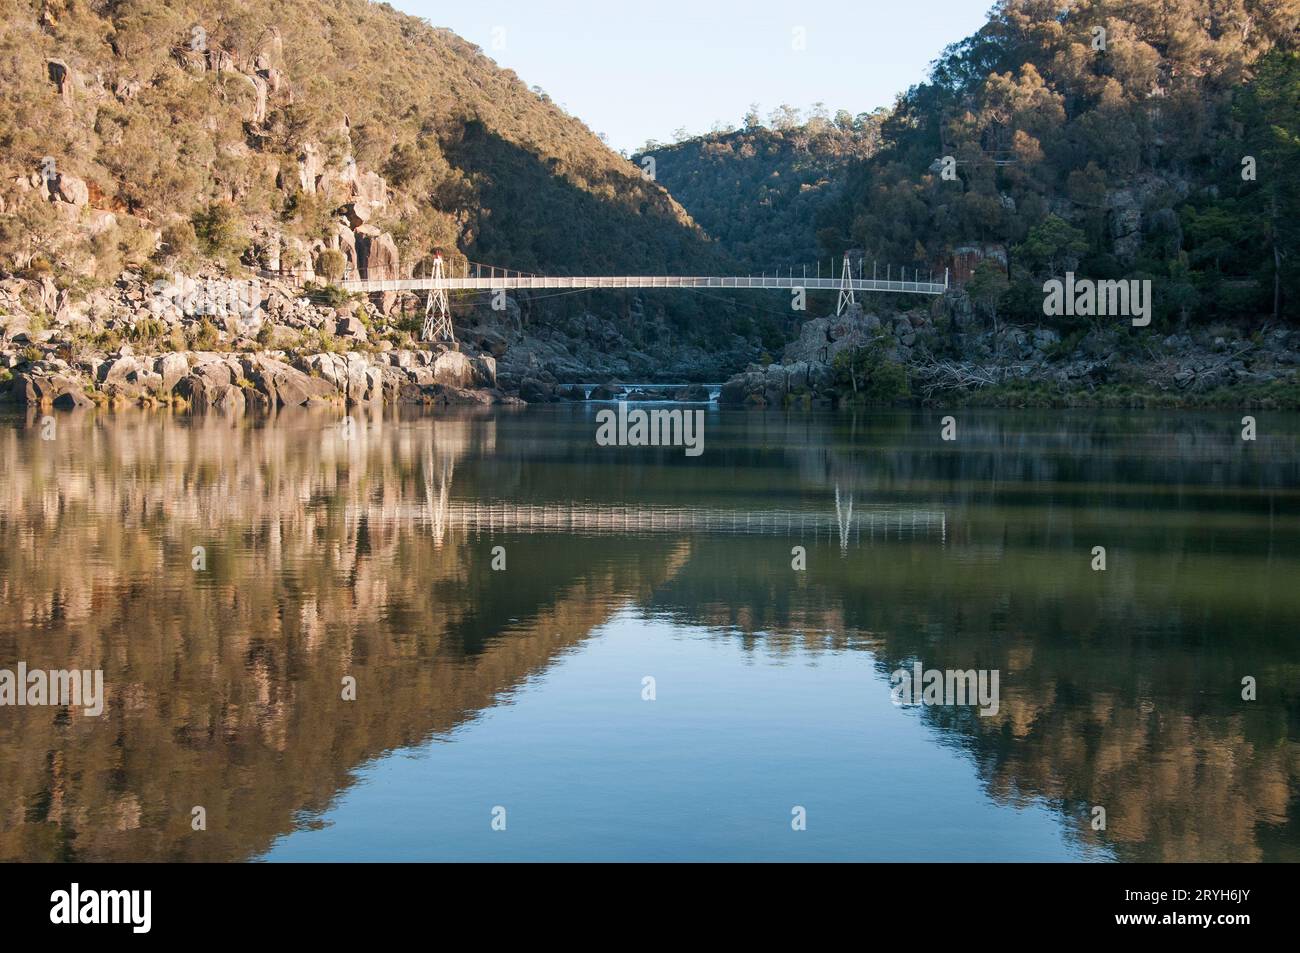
xmin=0 ymin=405 xmax=1296 ymax=862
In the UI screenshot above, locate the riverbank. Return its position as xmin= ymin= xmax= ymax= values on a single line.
xmin=717 ymin=307 xmax=1300 ymax=411
xmin=6 ymin=271 xmax=1296 ymax=412
xmin=0 ymin=270 xmax=526 ymax=411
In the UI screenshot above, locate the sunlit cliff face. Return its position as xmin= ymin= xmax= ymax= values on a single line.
xmin=1 ymin=407 xmax=1297 ymax=861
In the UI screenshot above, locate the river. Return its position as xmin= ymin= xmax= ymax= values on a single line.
xmin=0 ymin=405 xmax=1296 ymax=861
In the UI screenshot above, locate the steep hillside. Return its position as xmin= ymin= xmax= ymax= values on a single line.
xmin=0 ymin=0 xmax=716 ymax=287
xmin=818 ymin=0 xmax=1300 ymax=327
xmin=637 ymin=111 xmax=884 ymax=271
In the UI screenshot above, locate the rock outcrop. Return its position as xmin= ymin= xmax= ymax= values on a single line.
xmin=1 ymin=273 xmax=520 ymax=412
xmin=719 ymin=302 xmax=1299 ymax=408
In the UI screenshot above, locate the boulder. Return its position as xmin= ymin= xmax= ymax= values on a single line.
xmin=209 ymin=384 xmax=246 ymax=413
xmin=349 ymin=170 xmax=388 ymax=208
xmin=53 ymin=388 xmax=93 ymax=410
xmin=469 ymin=329 xmax=509 ymax=358
xmin=298 ymin=143 xmax=320 ymax=194
xmin=97 ymin=355 xmax=139 ymax=387
xmin=47 ymin=59 xmax=74 ymax=105
xmin=673 ymin=383 xmax=712 ymax=402
xmin=469 ymin=355 xmax=497 ymax=388
xmin=719 ymin=376 xmax=750 ymax=405
xmin=155 ymin=353 xmax=190 ymax=392
xmin=432 ymin=350 xmax=476 ymax=389
xmin=241 ymin=355 xmax=336 ymax=408
xmin=354 ymin=227 xmax=400 ymax=280
xmin=342 ymin=201 xmax=374 ymax=229
xmin=14 ymin=370 xmax=83 ymax=407
xmin=175 ymin=361 xmax=236 ymax=406
xmin=52 ymin=171 xmax=89 ymax=207
xmin=519 ymin=377 xmax=555 ymax=403
xmin=335 ymin=315 xmax=367 ymax=341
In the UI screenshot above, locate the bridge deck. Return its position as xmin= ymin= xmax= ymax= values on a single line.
xmin=409 ymin=499 xmax=948 ymax=546
xmin=340 ymin=275 xmax=946 ymax=295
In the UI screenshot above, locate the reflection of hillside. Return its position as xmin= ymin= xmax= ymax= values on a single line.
xmin=0 ymin=411 xmax=687 ymax=861
xmin=647 ymin=534 xmax=1300 ymax=862
xmin=1 ymin=406 xmax=1296 ymax=863
xmin=731 ymin=409 xmax=1300 ymax=517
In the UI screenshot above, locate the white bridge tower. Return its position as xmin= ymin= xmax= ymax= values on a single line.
xmin=421 ymin=254 xmax=456 ymax=344
xmin=836 ymin=253 xmax=856 ymax=316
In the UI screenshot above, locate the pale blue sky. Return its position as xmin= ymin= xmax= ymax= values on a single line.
xmin=402 ymin=0 xmax=996 ymax=153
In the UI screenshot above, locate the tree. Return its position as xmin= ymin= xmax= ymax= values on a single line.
xmin=1235 ymin=49 xmax=1300 ymax=320
xmin=1016 ymin=215 xmax=1089 ymax=279
xmin=315 ymin=248 xmax=346 ymax=283
xmin=968 ymin=259 xmax=1010 ymax=352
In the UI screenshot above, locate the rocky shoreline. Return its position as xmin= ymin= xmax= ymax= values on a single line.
xmin=0 ymin=266 xmax=757 ymax=412
xmin=5 ymin=269 xmax=1296 ymax=413
xmin=0 ymin=269 xmax=528 ymax=412
xmin=718 ymin=303 xmax=1300 ymax=409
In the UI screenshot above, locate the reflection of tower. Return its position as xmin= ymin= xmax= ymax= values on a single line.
xmin=421 ymin=254 xmax=455 ymax=344
xmin=425 ymin=451 xmax=454 ymax=547
xmin=834 ymin=484 xmax=853 ymax=555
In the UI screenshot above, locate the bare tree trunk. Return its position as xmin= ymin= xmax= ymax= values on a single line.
xmin=1273 ymin=192 xmax=1281 ymax=323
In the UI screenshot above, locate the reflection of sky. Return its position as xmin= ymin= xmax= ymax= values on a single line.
xmin=264 ymin=609 xmax=1104 ymax=862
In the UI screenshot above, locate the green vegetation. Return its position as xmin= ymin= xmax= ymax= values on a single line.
xmin=0 ymin=0 xmax=716 ymax=293
xmin=637 ymin=107 xmax=884 ymax=270
xmin=127 ymin=317 xmax=167 ymax=347
xmin=191 ymin=202 xmax=249 ymax=267
xmin=303 ymin=281 xmax=351 ymax=309
xmin=314 ymin=249 xmax=346 ymax=284
xmin=817 ymin=0 xmax=1300 ymax=328
xmin=191 ymin=319 xmax=219 ymax=351
xmin=832 ymin=339 xmax=911 ymax=405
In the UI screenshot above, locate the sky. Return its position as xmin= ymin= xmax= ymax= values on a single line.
xmin=402 ymin=0 xmax=996 ymax=154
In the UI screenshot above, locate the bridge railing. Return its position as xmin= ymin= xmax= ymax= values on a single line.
xmin=337 ymin=275 xmax=947 ymax=295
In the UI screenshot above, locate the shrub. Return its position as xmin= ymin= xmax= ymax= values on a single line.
xmin=315 ymin=249 xmax=346 ymax=283
xmin=833 ymin=339 xmax=911 ymax=405
xmin=191 ymin=202 xmax=249 ymax=264
xmin=304 ymin=281 xmax=351 ymax=308
xmin=158 ymin=221 xmax=197 ymax=261
xmin=92 ymin=329 xmax=122 ymax=351
xmin=128 ymin=317 xmax=167 ymax=345
xmin=191 ymin=319 xmax=220 ymax=351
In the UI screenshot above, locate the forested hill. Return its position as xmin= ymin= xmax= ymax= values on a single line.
xmin=636 ymin=110 xmax=884 ymax=272
xmin=0 ymin=0 xmax=716 ymax=284
xmin=818 ymin=0 xmax=1300 ymax=326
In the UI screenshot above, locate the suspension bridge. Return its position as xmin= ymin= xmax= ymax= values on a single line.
xmin=337 ymin=253 xmax=949 ymax=344
xmin=412 ymin=459 xmax=945 ymax=552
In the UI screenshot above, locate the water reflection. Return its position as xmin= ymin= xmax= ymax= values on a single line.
xmin=0 ymin=406 xmax=1296 ymax=861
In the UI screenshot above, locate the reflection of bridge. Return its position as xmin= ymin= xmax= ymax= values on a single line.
xmin=408 ymin=493 xmax=946 ymax=550
xmin=338 ymin=253 xmax=948 ymax=343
